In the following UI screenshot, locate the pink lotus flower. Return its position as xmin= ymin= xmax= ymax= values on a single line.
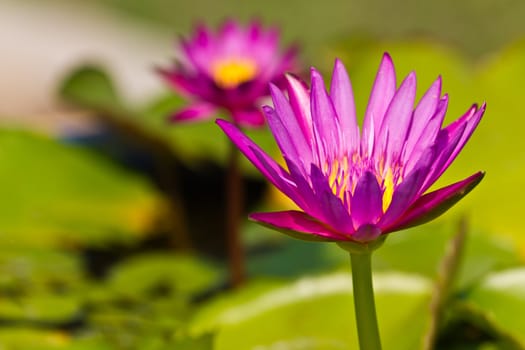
xmin=160 ymin=19 xmax=297 ymax=127
xmin=218 ymin=53 xmax=485 ymax=243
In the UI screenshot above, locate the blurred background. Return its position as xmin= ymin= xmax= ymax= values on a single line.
xmin=2 ymin=0 xmax=525 ymax=349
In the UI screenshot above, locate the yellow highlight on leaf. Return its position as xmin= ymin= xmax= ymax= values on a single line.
xmin=212 ymin=58 xmax=258 ymax=88
xmin=45 ymin=332 xmax=70 ymax=346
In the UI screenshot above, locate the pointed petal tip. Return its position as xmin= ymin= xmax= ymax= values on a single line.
xmin=268 ymin=83 xmax=289 ymax=108
xmin=249 ymin=211 xmax=347 ymax=242
xmin=261 ymin=104 xmax=274 ymax=112
xmin=334 ymin=57 xmax=345 ymax=68
xmin=261 ymin=105 xmax=274 ymax=116
xmin=404 ymin=71 xmax=417 ymax=85
xmin=285 ymin=71 xmax=305 ymax=85
xmin=215 ymin=118 xmax=231 ymax=128
xmin=472 ymin=170 xmax=485 ymax=183
xmin=376 ymin=53 xmax=396 ymax=81
xmin=380 ymin=52 xmax=394 ymax=67
xmin=479 ymin=102 xmax=487 ymax=112
xmin=386 ymin=170 xmax=485 ymax=233
xmin=436 ymin=75 xmax=442 ymax=86
xmin=332 ymin=58 xmax=349 ymax=77
xmin=268 ymin=82 xmax=280 ymax=94
xmin=310 ymin=68 xmax=327 ymax=94
xmin=310 ymin=66 xmax=323 ymax=79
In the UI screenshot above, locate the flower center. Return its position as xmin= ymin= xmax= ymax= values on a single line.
xmin=324 ymin=154 xmax=403 ymax=213
xmin=211 ymin=58 xmax=258 ymax=88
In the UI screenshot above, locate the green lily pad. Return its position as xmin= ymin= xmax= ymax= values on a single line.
xmin=0 ymin=329 xmax=111 ymax=350
xmin=0 ymin=294 xmax=80 ymax=323
xmin=0 ymin=248 xmax=84 ymax=291
xmin=191 ymin=272 xmax=432 ymax=350
xmin=106 ymin=253 xmax=224 ymax=300
xmin=0 ymin=248 xmax=89 ymax=322
xmin=0 ymin=129 xmax=164 ymax=247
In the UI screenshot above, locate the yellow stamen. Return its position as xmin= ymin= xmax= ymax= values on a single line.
xmin=382 ymin=168 xmax=395 ymax=212
xmin=211 ymin=58 xmax=258 ymax=88
xmin=327 ymin=156 xmax=350 ymax=200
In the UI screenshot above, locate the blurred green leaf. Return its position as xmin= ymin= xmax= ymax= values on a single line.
xmin=0 ymin=248 xmax=87 ymax=323
xmin=170 ymin=333 xmax=214 ymax=350
xmin=0 ymin=129 xmax=164 ymax=247
xmin=0 ymin=248 xmax=84 ymax=291
xmin=191 ymin=272 xmax=432 ymax=350
xmin=461 ymin=268 xmax=525 ymax=348
xmin=0 ymin=329 xmax=111 ymax=350
xmin=87 ymin=300 xmax=186 ymax=350
xmin=374 ymin=222 xmax=521 ymax=289
xmin=0 ymin=294 xmax=80 ymax=323
xmin=86 ymin=253 xmax=223 ymax=350
xmin=106 ymin=253 xmax=224 ymax=300
xmin=60 ymin=65 xmax=125 ymax=112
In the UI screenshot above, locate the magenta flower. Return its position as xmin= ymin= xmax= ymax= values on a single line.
xmin=217 ymin=53 xmax=485 ymax=243
xmin=159 ymin=19 xmax=297 ymax=127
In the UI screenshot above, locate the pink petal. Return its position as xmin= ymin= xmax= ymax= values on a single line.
xmin=169 ymin=103 xmax=218 ymax=122
xmin=330 ymin=59 xmax=359 ymax=154
xmin=310 ymin=67 xmax=340 ymax=162
xmin=250 ymin=211 xmax=349 ymax=241
xmin=386 ymin=172 xmax=485 ymax=232
xmin=263 ymin=105 xmax=311 ymax=175
xmin=428 ymin=103 xmax=485 ymax=184
xmin=404 ymin=95 xmax=448 ymax=173
xmin=285 ymin=74 xmax=313 ymax=143
xmin=376 ymin=71 xmax=417 ymax=164
xmin=232 ymin=108 xmax=265 ymax=127
xmin=158 ymin=68 xmax=199 ymax=96
xmin=350 ymin=171 xmax=383 ymax=229
xmin=405 ymin=76 xmax=442 ymax=152
xmin=379 ymin=147 xmax=435 ymax=227
xmin=362 ymin=53 xmax=397 ymax=155
xmin=269 ymin=84 xmax=312 ymax=165
xmin=421 ymin=103 xmax=484 ymax=191
xmin=309 ymin=165 xmax=355 ymax=234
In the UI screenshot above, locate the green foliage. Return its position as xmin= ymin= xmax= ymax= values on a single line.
xmin=9 ymin=9 xmax=525 ymax=348
xmin=0 ymin=329 xmax=111 ymax=350
xmin=59 ymin=65 xmax=125 ymax=112
xmin=461 ymin=268 xmax=525 ymax=348
xmin=191 ymin=272 xmax=433 ymax=349
xmin=106 ymin=253 xmax=224 ymax=299
xmin=0 ymin=129 xmax=163 ymax=247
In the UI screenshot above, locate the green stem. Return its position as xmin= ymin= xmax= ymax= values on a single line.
xmin=350 ymin=252 xmax=382 ymax=350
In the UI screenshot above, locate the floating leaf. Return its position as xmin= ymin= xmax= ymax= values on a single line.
xmin=0 ymin=129 xmax=164 ymax=247
xmin=191 ymin=272 xmax=432 ymax=350
xmin=106 ymin=253 xmax=224 ymax=300
xmin=0 ymin=328 xmax=111 ymax=350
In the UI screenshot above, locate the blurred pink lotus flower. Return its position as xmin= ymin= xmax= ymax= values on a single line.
xmin=218 ymin=53 xmax=485 ymax=243
xmin=160 ymin=19 xmax=297 ymax=127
